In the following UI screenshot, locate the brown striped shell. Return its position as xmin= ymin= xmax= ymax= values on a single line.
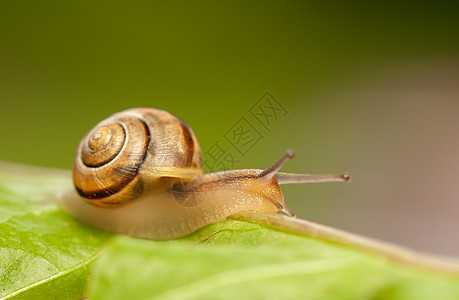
xmin=73 ymin=108 xmax=203 ymax=208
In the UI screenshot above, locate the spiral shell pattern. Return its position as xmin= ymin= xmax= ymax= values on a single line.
xmin=73 ymin=108 xmax=202 ymax=208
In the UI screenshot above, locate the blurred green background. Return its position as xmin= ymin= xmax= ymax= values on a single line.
xmin=1 ymin=1 xmax=459 ymax=256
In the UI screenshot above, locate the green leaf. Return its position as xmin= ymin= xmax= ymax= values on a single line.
xmin=2 ymin=162 xmax=459 ymax=300
xmin=0 ymin=162 xmax=113 ymax=299
xmin=88 ymin=219 xmax=459 ymax=300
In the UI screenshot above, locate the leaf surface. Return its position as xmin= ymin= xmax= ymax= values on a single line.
xmin=1 ymin=162 xmax=459 ymax=300
xmin=89 ymin=217 xmax=459 ymax=300
xmin=0 ymin=162 xmax=112 ymax=299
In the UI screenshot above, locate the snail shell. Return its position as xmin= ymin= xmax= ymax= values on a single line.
xmin=56 ymin=107 xmax=350 ymax=240
xmin=72 ymin=108 xmax=202 ymax=208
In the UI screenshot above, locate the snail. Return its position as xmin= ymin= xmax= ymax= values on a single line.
xmin=56 ymin=107 xmax=351 ymax=240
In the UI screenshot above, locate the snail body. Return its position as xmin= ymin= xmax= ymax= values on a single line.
xmin=57 ymin=108 xmax=350 ymax=240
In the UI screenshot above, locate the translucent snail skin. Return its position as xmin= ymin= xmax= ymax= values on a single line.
xmin=56 ymin=108 xmax=350 ymax=240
